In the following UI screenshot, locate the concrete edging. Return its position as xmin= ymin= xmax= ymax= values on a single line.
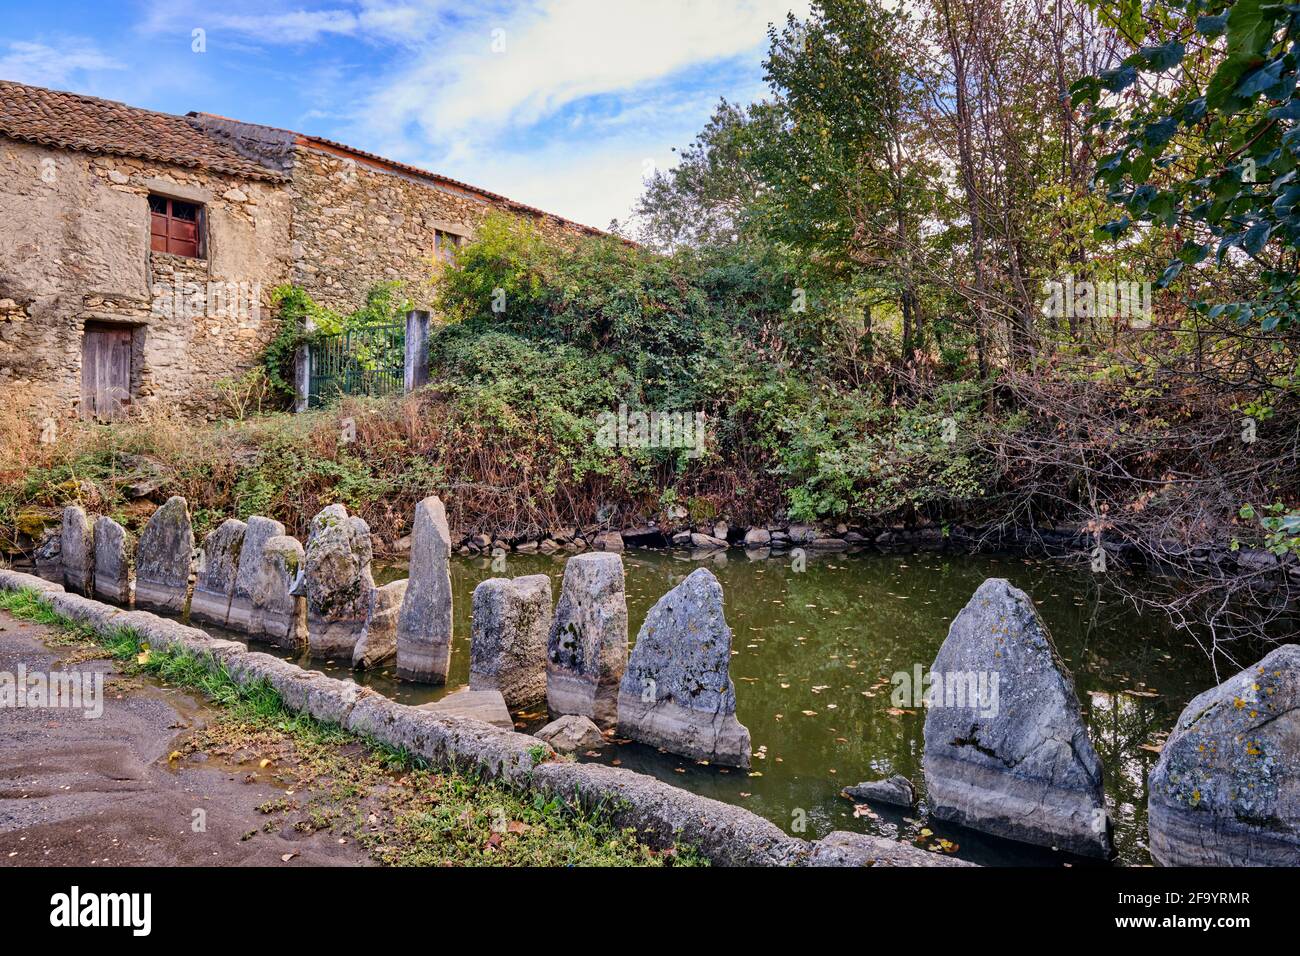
xmin=0 ymin=567 xmax=970 ymax=867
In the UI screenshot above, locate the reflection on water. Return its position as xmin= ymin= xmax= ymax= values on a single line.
xmin=214 ymin=547 xmax=1220 ymax=866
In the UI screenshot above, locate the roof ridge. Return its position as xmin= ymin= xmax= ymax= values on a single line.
xmin=0 ymin=78 xmax=606 ymax=234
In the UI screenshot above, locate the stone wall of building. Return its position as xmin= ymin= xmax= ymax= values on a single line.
xmin=289 ymin=143 xmax=586 ymax=315
xmin=1 ymin=124 xmax=596 ymax=424
xmin=0 ymin=136 xmax=292 ymax=422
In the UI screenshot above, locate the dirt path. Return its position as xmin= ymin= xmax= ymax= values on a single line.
xmin=0 ymin=611 xmax=369 ymax=867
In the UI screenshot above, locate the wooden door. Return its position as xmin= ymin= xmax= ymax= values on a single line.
xmin=81 ymin=324 xmax=133 ymax=420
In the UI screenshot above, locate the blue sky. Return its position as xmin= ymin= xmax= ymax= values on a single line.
xmin=0 ymin=0 xmax=808 ymax=228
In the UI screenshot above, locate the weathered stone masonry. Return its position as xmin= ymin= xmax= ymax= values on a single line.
xmin=0 ymin=137 xmax=291 ymax=421
xmin=0 ymin=81 xmax=596 ymax=424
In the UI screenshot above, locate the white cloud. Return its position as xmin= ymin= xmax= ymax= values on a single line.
xmin=0 ymin=39 xmax=124 ymax=88
xmin=351 ymin=0 xmax=806 ymax=225
xmin=368 ymin=0 xmax=806 ymax=138
xmin=430 ymin=137 xmax=663 ymax=231
xmin=137 ymin=0 xmax=461 ymax=46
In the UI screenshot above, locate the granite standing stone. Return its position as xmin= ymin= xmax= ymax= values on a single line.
xmin=469 ymin=574 xmax=552 ymax=708
xmin=304 ymin=504 xmax=375 ymax=660
xmin=354 ymin=578 xmax=407 ymax=670
xmin=228 ymin=515 xmax=285 ymax=632
xmin=134 ymin=496 xmax=194 ymax=613
xmin=616 ymin=568 xmax=751 ymax=767
xmin=546 ymin=552 xmax=628 ymax=728
xmin=922 ymin=578 xmax=1111 ymax=858
xmin=92 ymin=516 xmax=131 ymax=605
xmin=190 ymin=518 xmax=247 ymax=627
xmin=1148 ymin=644 xmax=1300 ymax=866
xmin=34 ymin=528 xmax=62 ymax=584
xmin=60 ymin=505 xmax=94 ymax=596
xmin=395 ymin=496 xmax=453 ymax=683
xmin=248 ymin=534 xmax=306 ymax=650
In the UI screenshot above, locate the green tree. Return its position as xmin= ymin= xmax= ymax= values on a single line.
xmin=753 ymin=0 xmax=941 ymax=358
xmin=1073 ymin=0 xmax=1300 ymax=330
xmin=629 ymin=100 xmax=777 ymax=251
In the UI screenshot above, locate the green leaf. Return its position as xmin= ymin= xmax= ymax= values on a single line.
xmin=1141 ymin=116 xmax=1179 ymax=151
xmin=1242 ymin=220 xmax=1273 ymax=253
xmin=1226 ymin=0 xmax=1281 ymax=60
xmin=1138 ymin=41 xmax=1186 ymax=72
xmin=1236 ymin=58 xmax=1285 ymax=97
xmin=1207 ymin=54 xmax=1260 ymax=111
xmin=1196 ymin=13 xmax=1229 ymax=36
xmin=1100 ymin=65 xmax=1138 ymax=93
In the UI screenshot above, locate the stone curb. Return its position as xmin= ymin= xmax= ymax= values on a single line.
xmin=0 ymin=567 xmax=970 ymax=868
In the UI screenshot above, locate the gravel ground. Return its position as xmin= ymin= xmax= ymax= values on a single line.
xmin=0 ymin=611 xmax=369 ymax=867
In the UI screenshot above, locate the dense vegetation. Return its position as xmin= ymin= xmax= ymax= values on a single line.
xmin=4 ymin=0 xmax=1300 ymax=658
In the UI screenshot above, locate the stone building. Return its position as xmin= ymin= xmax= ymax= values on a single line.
xmin=0 ymin=80 xmax=597 ymax=422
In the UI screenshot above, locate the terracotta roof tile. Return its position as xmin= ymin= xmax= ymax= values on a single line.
xmin=0 ymin=80 xmax=285 ymax=181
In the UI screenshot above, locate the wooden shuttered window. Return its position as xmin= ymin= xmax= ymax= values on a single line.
xmin=149 ymin=195 xmax=203 ymax=258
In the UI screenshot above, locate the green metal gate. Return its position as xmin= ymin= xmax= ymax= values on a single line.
xmin=307 ymin=322 xmax=405 ymax=408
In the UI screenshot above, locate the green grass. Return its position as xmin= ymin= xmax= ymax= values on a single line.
xmin=0 ymin=586 xmax=705 ymax=866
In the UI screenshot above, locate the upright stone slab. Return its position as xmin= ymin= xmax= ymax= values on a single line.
xmin=921 ymin=578 xmax=1111 ymax=858
xmin=190 ymin=518 xmax=247 ymax=627
xmin=469 ymin=574 xmax=552 ymax=708
xmin=546 ymin=552 xmax=628 ymax=728
xmin=1148 ymin=644 xmax=1300 ymax=866
xmin=92 ymin=516 xmax=131 ymax=605
xmin=395 ymin=496 xmax=453 ymax=683
xmin=304 ymin=504 xmax=375 ymax=660
xmin=34 ymin=528 xmax=63 ymax=584
xmin=60 ymin=505 xmax=94 ymax=596
xmin=354 ymin=579 xmax=407 ymax=670
xmin=228 ymin=515 xmax=285 ymax=632
xmin=248 ymin=534 xmax=306 ymax=651
xmin=616 ymin=568 xmax=751 ymax=768
xmin=134 ymin=496 xmax=194 ymax=614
